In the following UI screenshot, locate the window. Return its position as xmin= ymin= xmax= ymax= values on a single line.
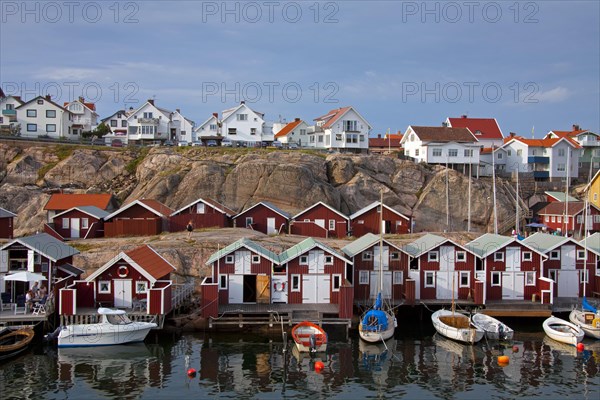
xmin=319 ymin=135 xmax=324 ymax=142
xmin=580 ymin=269 xmax=589 ymax=284
xmin=548 ymin=270 xmax=557 ymax=282
xmin=415 ymin=149 xmax=420 ymax=156
xmin=27 ymin=124 xmax=37 ymax=132
xmin=558 ymin=148 xmax=565 ymax=157
xmin=228 ymin=128 xmax=237 ymax=135
xmin=219 ymin=274 xmax=227 ymax=289
xmin=557 ymin=164 xmax=566 ymax=172
xmin=551 ymin=216 xmax=556 ymax=223
xmin=291 ymin=275 xmax=301 ymax=292
xmin=245 ymin=217 xmax=253 ymax=227
xmin=525 ymin=271 xmax=535 ymax=286
xmin=494 ymin=252 xmax=504 ymax=262
xmin=464 ymin=149 xmax=473 ymax=157
xmin=136 ymin=281 xmax=148 ymax=294
xmin=507 ymin=150 xmax=512 ymax=156
xmin=545 ymin=216 xmax=550 ymax=222
xmin=37 ymin=99 xmax=44 ymax=105
xmin=393 ymin=271 xmax=403 ymax=284
xmin=456 ymin=251 xmax=466 ymax=262
xmin=46 ymin=124 xmax=56 ymax=132
xmin=46 ymin=110 xmax=56 ymax=118
xmin=362 ymin=252 xmax=372 ymax=261
xmin=549 ymin=251 xmax=559 ymax=260
xmin=459 ymin=271 xmax=470 ymax=288
xmin=210 ymin=124 xmax=217 ymax=130
xmin=577 ymin=250 xmax=586 ymax=260
xmin=522 ymin=252 xmax=532 ymax=262
xmin=360 ymin=135 xmax=365 ymax=142
xmin=332 ymin=274 xmax=342 ymax=292
xmin=143 ymin=112 xmax=153 ymax=118
xmin=359 ymin=270 xmax=369 ymax=284
xmin=324 ymin=255 xmax=333 ymax=265
xmin=41 ymin=262 xmax=48 ymax=272
xmin=225 ymin=255 xmax=234 ymax=264
xmin=428 ymin=251 xmax=439 ymax=262
xmin=343 ymin=120 xmax=358 ymax=131
xmin=491 ymin=272 xmax=501 ymax=286
xmin=237 ymin=114 xmax=248 ymax=121
xmin=62 ymin=218 xmax=69 ymax=229
xmin=432 ymin=148 xmax=442 ymax=157
xmin=121 ymin=120 xmax=127 ymax=127
xmin=98 ymin=281 xmax=111 ymax=294
xmin=448 ymin=149 xmax=458 ymax=157
xmin=27 ymin=109 xmax=37 ymax=117
xmin=424 ymin=271 xmax=435 ymax=287
xmin=300 ymin=255 xmax=308 ymax=265
xmin=328 ymin=220 xmax=335 ymax=230
xmin=390 ymin=252 xmax=400 ymax=260
xmin=335 ymin=134 xmax=342 ymax=141
xmin=110 ymin=120 xmax=117 ymax=127
xmin=81 ymin=218 xmax=89 ymax=229
xmin=557 ymin=216 xmax=562 ymax=223
xmin=596 ymin=215 xmax=600 ymax=223
xmin=250 ymin=128 xmax=256 ymax=135
xmin=497 ymin=153 xmax=503 ymax=159
xmin=252 ymin=255 xmax=260 ymax=264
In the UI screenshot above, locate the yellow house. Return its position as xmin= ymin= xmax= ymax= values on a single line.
xmin=586 ymin=170 xmax=600 ymax=208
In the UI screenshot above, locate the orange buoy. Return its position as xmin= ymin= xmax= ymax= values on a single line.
xmin=314 ymin=361 xmax=324 ymax=372
xmin=497 ymin=355 xmax=509 ymax=365
xmin=577 ymin=343 xmax=585 ymax=352
xmin=512 ymin=345 xmax=519 ymax=353
xmin=187 ymin=368 xmax=197 ymax=377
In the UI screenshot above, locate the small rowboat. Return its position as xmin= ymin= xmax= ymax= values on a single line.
xmin=543 ymin=316 xmax=584 ymax=346
xmin=431 ymin=309 xmax=484 ymax=344
xmin=0 ymin=327 xmax=35 ymax=361
xmin=291 ymin=321 xmax=327 ymax=353
xmin=471 ymin=313 xmax=514 ymax=341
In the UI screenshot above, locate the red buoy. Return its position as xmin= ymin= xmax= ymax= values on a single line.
xmin=314 ymin=361 xmax=324 ymax=372
xmin=187 ymin=368 xmax=197 ymax=377
xmin=577 ymin=343 xmax=585 ymax=352
xmin=512 ymin=345 xmax=519 ymax=353
xmin=497 ymin=355 xmax=509 ymax=365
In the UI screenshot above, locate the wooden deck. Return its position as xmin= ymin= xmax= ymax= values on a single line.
xmin=0 ymin=308 xmax=48 ymax=327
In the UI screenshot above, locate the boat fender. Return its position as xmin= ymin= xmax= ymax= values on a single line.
xmin=118 ymin=266 xmax=129 ymax=278
xmin=497 ymin=355 xmax=509 ymax=365
xmin=592 ymin=318 xmax=600 ymax=329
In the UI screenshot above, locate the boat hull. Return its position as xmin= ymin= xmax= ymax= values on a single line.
xmin=431 ymin=310 xmax=484 ymax=344
xmin=471 ymin=313 xmax=514 ymax=341
xmin=0 ymin=327 xmax=35 ymax=361
xmin=291 ymin=321 xmax=327 ymax=353
xmin=543 ymin=316 xmax=584 ymax=346
xmin=57 ymin=321 xmax=157 ymax=348
xmin=568 ymin=309 xmax=600 ymax=340
xmin=359 ymin=312 xmax=396 ymax=343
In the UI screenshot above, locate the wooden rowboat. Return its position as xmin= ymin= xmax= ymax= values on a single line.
xmin=291 ymin=321 xmax=327 ymax=353
xmin=543 ymin=316 xmax=584 ymax=346
xmin=432 ymin=309 xmax=484 ymax=344
xmin=0 ymin=327 xmax=35 ymax=361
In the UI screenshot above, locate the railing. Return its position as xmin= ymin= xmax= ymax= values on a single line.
xmin=137 ymin=117 xmax=159 ymax=124
xmin=528 ymin=156 xmax=550 ymax=164
xmin=2 ymin=109 xmax=16 ymax=116
xmin=171 ymin=279 xmax=195 ymax=309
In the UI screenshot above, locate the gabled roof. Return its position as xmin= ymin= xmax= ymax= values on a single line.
xmin=53 ymin=206 xmax=110 ymax=220
xmin=57 ymin=263 xmax=85 ymax=277
xmin=171 ymin=198 xmax=236 ymax=217
xmin=86 ymin=245 xmax=175 ymax=284
xmin=44 ymin=193 xmax=115 ymax=211
xmin=0 ymin=233 xmax=79 ymax=262
xmin=292 ymin=202 xmax=348 ymax=221
xmin=195 ymin=114 xmax=219 ymax=132
xmin=404 ymin=234 xmax=455 ymax=258
xmin=0 ymin=94 xmax=23 ymax=105
xmin=205 ymin=238 xmax=279 ymax=265
xmin=404 ymin=126 xmax=478 ymax=143
xmin=341 ymin=233 xmax=405 ymax=258
xmin=126 ymin=101 xmax=172 ymax=121
xmin=279 ymin=237 xmax=352 ymax=265
xmin=504 ymin=136 xmax=581 ymax=149
xmin=313 ymin=106 xmax=371 ymax=130
xmin=349 ymin=202 xmax=410 ymax=221
xmin=233 ymin=201 xmax=291 ymax=220
xmin=547 ymin=129 xmax=590 ymax=139
xmin=447 ymin=117 xmax=504 ymax=140
xmin=105 ymin=199 xmax=173 ymax=220
xmin=545 ymin=191 xmax=579 ymax=203
xmin=64 ymin=100 xmax=97 ymax=113
xmin=0 ymin=207 xmax=17 ymax=218
xmin=15 ymin=95 xmax=70 ymax=113
xmin=369 ymin=137 xmax=403 ymax=149
xmin=274 ymin=119 xmax=305 ymax=138
xmin=581 ymin=233 xmax=600 ymax=256
xmin=222 ymin=103 xmax=264 ymax=123
xmin=465 ymin=233 xmax=545 ymax=259
xmin=523 ymin=232 xmax=580 ymax=253
xmin=538 ymin=201 xmax=595 ymax=217
xmin=101 ymin=109 xmax=127 ymax=123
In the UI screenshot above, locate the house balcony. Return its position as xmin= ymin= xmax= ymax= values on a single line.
xmin=307 ymin=125 xmax=323 ymax=134
xmin=528 ymin=156 xmax=550 ymax=164
xmin=2 ymin=109 xmax=16 ymax=117
xmin=533 ymin=171 xmax=550 ymax=179
xmin=137 ymin=117 xmax=159 ymax=125
xmin=579 ymin=138 xmax=600 ymax=147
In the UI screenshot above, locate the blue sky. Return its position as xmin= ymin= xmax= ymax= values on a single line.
xmin=1 ymin=1 xmax=598 ymax=136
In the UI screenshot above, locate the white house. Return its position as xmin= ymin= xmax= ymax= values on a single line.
xmin=273 ymin=118 xmax=310 ymax=146
xmin=63 ymin=97 xmax=98 ymax=134
xmin=171 ymin=109 xmax=195 ymax=143
xmin=16 ymin=95 xmax=74 ymax=139
xmin=501 ymin=135 xmax=582 ymax=182
xmin=546 ymin=125 xmax=600 ymax=180
xmin=126 ymin=100 xmax=194 ymax=145
xmin=479 ymin=147 xmax=507 ymax=177
xmin=220 ymin=101 xmax=270 ymax=144
xmin=194 ymin=113 xmax=220 ymax=141
xmin=446 ymin=116 xmax=505 ymax=148
xmin=400 ymin=125 xmax=481 ymax=173
xmin=0 ymin=93 xmax=23 ymax=133
xmin=310 ymin=106 xmax=371 ymax=152
xmin=101 ymin=109 xmax=133 ymax=144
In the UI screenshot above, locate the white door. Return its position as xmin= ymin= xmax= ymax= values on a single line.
xmin=114 ymin=280 xmax=132 ymax=308
xmin=229 ymin=275 xmax=244 ymax=303
xmin=235 ymin=251 xmax=251 ymax=275
xmin=308 ymin=251 xmax=325 ymax=274
xmin=408 ymin=269 xmax=420 ymax=299
xmin=502 ymin=272 xmax=525 ymax=299
xmin=370 ymin=271 xmax=392 ymax=299
xmin=271 ymin=276 xmax=288 ymax=303
xmin=302 ymin=275 xmax=330 ymax=303
xmin=506 ymin=247 xmax=521 ymax=271
xmin=267 ymin=218 xmax=276 ymax=234
xmin=373 ymin=245 xmax=389 ymax=271
xmin=557 ymin=270 xmax=579 ymax=297
xmin=70 ymin=218 xmax=80 ymax=238
xmin=436 ymin=271 xmax=457 ymax=300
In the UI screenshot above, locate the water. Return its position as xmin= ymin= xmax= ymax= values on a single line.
xmin=0 ymin=324 xmax=599 ymax=400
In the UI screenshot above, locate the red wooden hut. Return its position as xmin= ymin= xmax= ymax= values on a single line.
xmin=0 ymin=207 xmax=16 ymax=239
xmin=169 ymin=198 xmax=235 ymax=232
xmin=290 ymin=201 xmax=349 ymax=238
xmin=232 ymin=201 xmax=290 ymax=235
xmin=44 ymin=206 xmax=108 ymax=240
xmin=349 ymin=201 xmax=411 ymax=237
xmin=104 ymin=199 xmax=173 ymax=237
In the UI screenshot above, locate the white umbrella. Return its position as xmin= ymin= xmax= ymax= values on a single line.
xmin=3 ymin=271 xmax=47 ymax=282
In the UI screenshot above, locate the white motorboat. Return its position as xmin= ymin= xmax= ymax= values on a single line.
xmin=57 ymin=308 xmax=157 ymax=348
xmin=471 ymin=313 xmax=514 ymax=341
xmin=431 ymin=309 xmax=484 ymax=344
xmin=569 ymin=309 xmax=600 ymax=340
xmin=542 ymin=316 xmax=584 ymax=346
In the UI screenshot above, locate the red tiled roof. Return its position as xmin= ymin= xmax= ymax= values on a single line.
xmin=447 ymin=117 xmax=503 ymax=140
xmin=274 ymin=119 xmax=304 ymax=138
xmin=314 ymin=106 xmax=352 ymax=129
xmin=44 ymin=193 xmax=114 ymax=211
xmin=385 ymin=134 xmax=403 ymax=140
xmin=510 ymin=136 xmax=582 ymax=149
xmin=139 ymin=199 xmax=174 ymax=217
xmin=538 ymin=202 xmax=585 ymax=216
xmin=125 ymin=245 xmax=175 ymax=279
xmin=550 ymin=130 xmax=587 ymax=138
xmin=410 ymin=126 xmax=477 ymax=143
xmin=64 ymin=101 xmax=96 ymax=112
xmin=481 ymin=148 xmax=493 ymax=154
xmin=369 ymin=137 xmax=402 ymax=148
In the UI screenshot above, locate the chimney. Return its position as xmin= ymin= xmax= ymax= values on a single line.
xmin=78 ymin=96 xmax=84 ymax=103
xmin=176 ymin=108 xmax=180 ymax=113
xmin=240 ymin=100 xmax=245 ymax=105
xmin=509 ymin=132 xmax=516 ymax=138
xmin=442 ymin=122 xmax=448 ymax=127
xmin=45 ymin=94 xmax=51 ymax=101
xmin=461 ymin=115 xmax=467 ymax=119
xmin=294 ymin=118 xmax=300 ymax=122
xmin=213 ymin=112 xmax=218 ymax=118
xmin=148 ymin=99 xmax=154 ymax=106
xmin=572 ymin=124 xmax=580 ymax=131
xmin=377 ymin=134 xmax=381 ymax=139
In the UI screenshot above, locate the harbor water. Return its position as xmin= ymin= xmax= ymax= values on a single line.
xmin=0 ymin=319 xmax=599 ymax=399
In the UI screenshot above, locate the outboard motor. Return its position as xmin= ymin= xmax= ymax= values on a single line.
xmin=309 ymin=334 xmax=317 ymax=353
xmin=498 ymin=324 xmax=506 ymax=340
xmin=43 ymin=326 xmax=65 ymax=343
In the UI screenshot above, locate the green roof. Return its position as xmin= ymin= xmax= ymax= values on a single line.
xmin=205 ymin=238 xmax=279 ymax=265
xmin=523 ymin=232 xmax=572 ymax=253
xmin=581 ymin=233 xmax=600 ymax=255
xmin=404 ymin=234 xmax=448 ymax=257
xmin=279 ymin=237 xmax=351 ymax=265
xmin=342 ymin=233 xmax=400 ymax=257
xmin=545 ymin=191 xmax=579 ymax=202
xmin=465 ymin=233 xmax=513 ymax=258
xmin=1 ymin=233 xmax=79 ymax=262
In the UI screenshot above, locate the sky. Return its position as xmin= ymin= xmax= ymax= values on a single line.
xmin=1 ymin=0 xmax=598 ymax=136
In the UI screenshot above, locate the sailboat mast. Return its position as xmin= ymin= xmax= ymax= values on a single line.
xmin=564 ymin=148 xmax=570 ymax=235
xmin=379 ymin=190 xmax=384 ymax=296
xmin=515 ymin=170 xmax=520 ymax=233
xmin=583 ymin=197 xmax=588 ymax=297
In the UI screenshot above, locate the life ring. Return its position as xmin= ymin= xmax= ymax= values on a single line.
xmin=118 ymin=266 xmax=129 ymax=278
xmin=593 ymin=318 xmax=600 ymax=329
xmin=273 ymin=282 xmax=286 ymax=292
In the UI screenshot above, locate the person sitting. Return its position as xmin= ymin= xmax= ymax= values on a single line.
xmin=39 ymin=284 xmax=47 ymax=299
xmin=25 ymin=290 xmax=35 ymax=312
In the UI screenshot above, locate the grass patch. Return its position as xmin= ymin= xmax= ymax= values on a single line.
xmin=37 ymin=162 xmax=58 ymax=180
xmin=125 ymin=147 xmax=149 ymax=174
xmin=71 ymin=242 xmax=98 ymax=252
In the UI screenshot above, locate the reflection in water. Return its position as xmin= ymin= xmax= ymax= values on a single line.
xmin=0 ymin=330 xmax=598 ymax=399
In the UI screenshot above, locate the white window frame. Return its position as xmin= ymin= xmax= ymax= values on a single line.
xmin=245 ymin=217 xmax=253 ymax=227
xmin=580 ymin=269 xmax=589 ymax=284
xmin=522 ymin=252 xmax=532 ymax=262
xmin=299 ymin=255 xmax=308 ymax=265
xmin=252 ymin=255 xmax=260 ymax=264
xmin=525 ymin=271 xmax=536 ymax=286
xmin=225 ymin=255 xmax=234 ymax=264
xmin=393 ymin=270 xmax=403 ymax=285
xmin=359 ymin=270 xmax=369 ymax=285
xmin=557 ymin=216 xmax=562 ymax=223
xmin=390 ymin=252 xmax=400 ymax=260
xmin=459 ymin=271 xmax=470 ymax=288
xmin=491 ymin=271 xmax=501 ymax=286
xmin=424 ymin=271 xmax=435 ymax=287
xmin=62 ymin=218 xmax=69 ymax=229
xmin=456 ymin=251 xmax=466 ymax=262
xmin=332 ymin=274 xmax=342 ymax=292
xmin=324 ymin=255 xmax=333 ymax=265
xmin=81 ymin=218 xmax=89 ymax=229
xmin=98 ymin=280 xmax=111 ymax=294
xmin=494 ymin=252 xmax=504 ymax=262
xmin=550 ymin=251 xmax=560 ymax=260
xmin=219 ymin=274 xmax=227 ymax=290
xmin=548 ymin=269 xmax=557 ymax=282
xmin=136 ymin=281 xmax=148 ymax=294
xmin=328 ymin=220 xmax=336 ymax=230
xmin=428 ymin=251 xmax=439 ymax=262
xmin=362 ymin=252 xmax=372 ymax=261
xmin=291 ymin=274 xmax=301 ymax=292
xmin=577 ymin=250 xmax=586 ymax=260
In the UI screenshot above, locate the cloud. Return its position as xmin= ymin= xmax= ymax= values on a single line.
xmin=536 ymin=86 xmax=571 ymax=103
